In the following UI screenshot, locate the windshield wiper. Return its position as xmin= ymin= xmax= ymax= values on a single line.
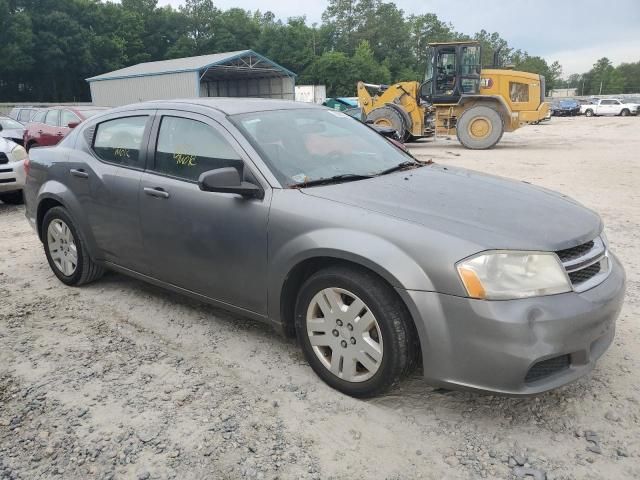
xmin=376 ymin=160 xmax=422 ymax=176
xmin=291 ymin=173 xmax=374 ymax=188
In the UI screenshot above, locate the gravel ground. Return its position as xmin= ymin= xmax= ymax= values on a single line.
xmin=1 ymin=116 xmax=639 ymax=479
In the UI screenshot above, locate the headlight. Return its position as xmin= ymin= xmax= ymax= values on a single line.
xmin=10 ymin=145 xmax=28 ymax=162
xmin=457 ymin=251 xmax=571 ymax=300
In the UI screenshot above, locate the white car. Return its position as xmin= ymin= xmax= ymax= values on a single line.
xmin=0 ymin=137 xmax=28 ymax=204
xmin=581 ymin=98 xmax=638 ymax=117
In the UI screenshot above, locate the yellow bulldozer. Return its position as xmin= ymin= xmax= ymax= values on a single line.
xmin=357 ymin=41 xmax=550 ymax=149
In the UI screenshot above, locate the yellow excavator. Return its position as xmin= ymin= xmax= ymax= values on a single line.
xmin=357 ymin=41 xmax=550 ymax=149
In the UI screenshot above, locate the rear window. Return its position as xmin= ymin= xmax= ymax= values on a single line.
xmin=509 ymin=82 xmax=529 ymax=102
xmin=93 ymin=116 xmax=148 ymax=168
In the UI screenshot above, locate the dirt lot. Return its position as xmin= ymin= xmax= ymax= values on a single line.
xmin=1 ymin=116 xmax=639 ymax=480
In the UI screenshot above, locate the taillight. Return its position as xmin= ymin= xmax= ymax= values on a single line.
xmin=24 ymin=155 xmax=30 ymax=176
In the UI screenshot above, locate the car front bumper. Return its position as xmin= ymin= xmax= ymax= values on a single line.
xmin=0 ymin=159 xmax=25 ymax=193
xmin=399 ymin=252 xmax=626 ymax=395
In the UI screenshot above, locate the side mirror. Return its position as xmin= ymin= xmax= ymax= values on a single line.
xmin=198 ymin=167 xmax=263 ymax=199
xmin=68 ymin=121 xmax=80 ymax=129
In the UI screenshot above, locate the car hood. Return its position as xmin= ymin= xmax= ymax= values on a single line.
xmin=0 ymin=129 xmax=24 ymax=141
xmin=301 ymin=165 xmax=602 ymax=251
xmin=0 ymin=136 xmax=19 ymax=153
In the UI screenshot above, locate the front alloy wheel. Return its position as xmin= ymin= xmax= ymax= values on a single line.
xmin=306 ymin=288 xmax=383 ymax=382
xmin=295 ymin=265 xmax=418 ymax=397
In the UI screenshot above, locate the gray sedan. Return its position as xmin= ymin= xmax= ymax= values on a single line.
xmin=24 ymin=99 xmax=625 ymax=397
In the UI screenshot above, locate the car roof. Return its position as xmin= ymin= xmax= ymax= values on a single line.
xmin=112 ymin=98 xmax=325 ymax=116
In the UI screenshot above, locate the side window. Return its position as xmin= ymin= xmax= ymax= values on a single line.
xmin=93 ymin=116 xmax=148 ymax=168
xmin=32 ymin=110 xmax=46 ymax=123
xmin=601 ymin=100 xmax=614 ymax=105
xmin=18 ymin=110 xmax=32 ymax=122
xmin=45 ymin=110 xmax=59 ymax=126
xmin=154 ymin=116 xmax=242 ymax=182
xmin=509 ymin=82 xmax=530 ymax=102
xmin=61 ymin=110 xmax=80 ymax=127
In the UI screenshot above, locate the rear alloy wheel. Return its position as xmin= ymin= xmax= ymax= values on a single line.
xmin=620 ymin=109 xmax=630 ymax=117
xmin=585 ymin=109 xmax=594 ymax=117
xmin=456 ymin=105 xmax=504 ymax=149
xmin=43 ymin=206 xmax=104 ymax=286
xmin=295 ymin=265 xmax=418 ymax=397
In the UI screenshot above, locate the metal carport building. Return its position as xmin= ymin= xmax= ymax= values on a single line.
xmin=86 ymin=50 xmax=296 ymax=107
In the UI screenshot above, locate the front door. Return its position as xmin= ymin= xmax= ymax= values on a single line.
xmin=42 ymin=109 xmax=61 ymax=146
xmin=139 ymin=111 xmax=270 ymax=315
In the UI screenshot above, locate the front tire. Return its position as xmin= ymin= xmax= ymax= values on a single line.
xmin=456 ymin=105 xmax=504 ymax=149
xmin=42 ymin=206 xmax=104 ymax=286
xmin=295 ymin=265 xmax=418 ymax=398
xmin=585 ymin=109 xmax=594 ymax=117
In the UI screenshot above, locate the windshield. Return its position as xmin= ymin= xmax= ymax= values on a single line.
xmin=231 ymin=108 xmax=413 ymax=187
xmin=0 ymin=118 xmax=24 ymax=129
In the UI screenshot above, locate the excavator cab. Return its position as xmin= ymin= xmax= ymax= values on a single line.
xmin=421 ymin=42 xmax=482 ymax=104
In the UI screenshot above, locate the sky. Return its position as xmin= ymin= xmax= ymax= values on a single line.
xmin=159 ymin=0 xmax=640 ymax=76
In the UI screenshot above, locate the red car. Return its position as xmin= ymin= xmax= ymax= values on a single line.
xmin=23 ymin=106 xmax=108 ymax=150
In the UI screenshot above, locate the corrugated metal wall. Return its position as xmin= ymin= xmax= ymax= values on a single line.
xmin=199 ymin=77 xmax=294 ymax=100
xmin=89 ymin=71 xmax=197 ymax=107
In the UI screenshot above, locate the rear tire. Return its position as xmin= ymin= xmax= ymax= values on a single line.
xmin=294 ymin=265 xmax=418 ymax=398
xmin=0 ymin=191 xmax=24 ymax=205
xmin=42 ymin=206 xmax=104 ymax=286
xmin=456 ymin=105 xmax=504 ymax=150
xmin=620 ymin=109 xmax=630 ymax=117
xmin=585 ymin=109 xmax=594 ymax=117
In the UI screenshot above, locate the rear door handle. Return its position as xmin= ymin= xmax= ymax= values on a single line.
xmin=143 ymin=187 xmax=170 ymax=199
xmin=70 ymin=168 xmax=89 ymax=179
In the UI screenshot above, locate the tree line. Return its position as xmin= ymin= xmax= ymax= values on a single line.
xmin=0 ymin=0 xmax=637 ymax=102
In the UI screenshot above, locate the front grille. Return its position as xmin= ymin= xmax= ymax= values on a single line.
xmin=0 ymin=168 xmax=12 ymax=173
xmin=0 ymin=152 xmax=8 ymax=165
xmin=556 ymin=237 xmax=608 ymax=291
xmin=0 ymin=178 xmax=16 ymax=183
xmin=569 ymin=262 xmax=601 ymax=284
xmin=556 ymin=241 xmax=594 ymax=262
xmin=525 ymin=354 xmax=570 ymax=383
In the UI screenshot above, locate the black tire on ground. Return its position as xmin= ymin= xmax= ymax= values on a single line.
xmin=456 ymin=105 xmax=504 ymax=150
xmin=0 ymin=190 xmax=24 ymax=205
xmin=620 ymin=109 xmax=630 ymax=117
xmin=294 ymin=264 xmax=419 ymax=398
xmin=42 ymin=206 xmax=104 ymax=286
xmin=366 ymin=106 xmax=409 ymax=142
xmin=585 ymin=109 xmax=594 ymax=117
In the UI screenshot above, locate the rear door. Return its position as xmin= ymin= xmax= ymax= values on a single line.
xmin=68 ymin=112 xmax=154 ymax=272
xmin=139 ymin=110 xmax=271 ymax=314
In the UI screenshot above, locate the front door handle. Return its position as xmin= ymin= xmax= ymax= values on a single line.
xmin=70 ymin=168 xmax=89 ymax=179
xmin=143 ymin=187 xmax=170 ymax=199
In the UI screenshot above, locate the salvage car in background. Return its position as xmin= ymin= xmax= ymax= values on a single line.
xmin=581 ymin=98 xmax=638 ymax=117
xmin=8 ymin=106 xmax=40 ymax=124
xmin=0 ymin=116 xmax=26 ymax=145
xmin=23 ymin=106 xmax=108 ymax=150
xmin=0 ymin=137 xmax=28 ymax=204
xmin=24 ymin=99 xmax=625 ymax=398
xmin=550 ymin=99 xmax=580 ymax=116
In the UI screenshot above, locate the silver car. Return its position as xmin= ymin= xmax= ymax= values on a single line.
xmin=24 ymin=99 xmax=625 ymax=397
xmin=0 ymin=137 xmax=27 ymax=204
